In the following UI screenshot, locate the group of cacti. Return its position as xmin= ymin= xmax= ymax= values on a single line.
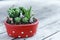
xmin=7 ymin=6 xmax=35 ymax=24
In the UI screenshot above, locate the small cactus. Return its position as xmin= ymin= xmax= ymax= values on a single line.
xmin=14 ymin=17 xmax=21 ymax=24
xmin=7 ymin=6 xmax=34 ymax=24
xmin=22 ymin=17 xmax=28 ymax=23
xmin=8 ymin=7 xmax=20 ymax=18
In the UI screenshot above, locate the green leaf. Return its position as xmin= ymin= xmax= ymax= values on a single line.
xmin=25 ymin=6 xmax=32 ymax=19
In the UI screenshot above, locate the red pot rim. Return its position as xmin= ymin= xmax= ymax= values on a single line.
xmin=4 ymin=19 xmax=39 ymax=26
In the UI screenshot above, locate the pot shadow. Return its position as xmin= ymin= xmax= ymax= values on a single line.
xmin=12 ymin=38 xmax=26 ymax=40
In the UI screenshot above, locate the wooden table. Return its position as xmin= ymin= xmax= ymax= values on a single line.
xmin=0 ymin=1 xmax=60 ymax=40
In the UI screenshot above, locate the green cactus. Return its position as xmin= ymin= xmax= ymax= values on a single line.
xmin=19 ymin=7 xmax=26 ymax=15
xmin=24 ymin=7 xmax=32 ymax=19
xmin=14 ymin=17 xmax=21 ymax=24
xmin=22 ymin=17 xmax=29 ymax=23
xmin=7 ymin=6 xmax=33 ymax=24
xmin=8 ymin=7 xmax=20 ymax=18
xmin=27 ymin=6 xmax=32 ymax=19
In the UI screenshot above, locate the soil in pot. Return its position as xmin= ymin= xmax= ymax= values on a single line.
xmin=6 ymin=18 xmax=37 ymax=25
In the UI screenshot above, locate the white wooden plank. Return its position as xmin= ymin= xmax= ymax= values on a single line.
xmin=45 ymin=32 xmax=60 ymax=40
xmin=0 ymin=24 xmax=6 ymax=34
xmin=26 ymin=15 xmax=60 ymax=40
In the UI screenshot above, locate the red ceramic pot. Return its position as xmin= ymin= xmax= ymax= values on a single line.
xmin=4 ymin=19 xmax=39 ymax=38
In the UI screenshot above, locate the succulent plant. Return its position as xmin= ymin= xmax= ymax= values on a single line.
xmin=7 ymin=6 xmax=34 ymax=24
xmin=14 ymin=17 xmax=21 ymax=24
xmin=22 ymin=17 xmax=29 ymax=23
xmin=8 ymin=7 xmax=20 ymax=18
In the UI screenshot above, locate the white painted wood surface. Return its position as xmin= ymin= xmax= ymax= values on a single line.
xmin=0 ymin=1 xmax=60 ymax=40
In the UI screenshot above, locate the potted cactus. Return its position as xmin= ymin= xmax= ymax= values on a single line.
xmin=4 ymin=6 xmax=39 ymax=38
